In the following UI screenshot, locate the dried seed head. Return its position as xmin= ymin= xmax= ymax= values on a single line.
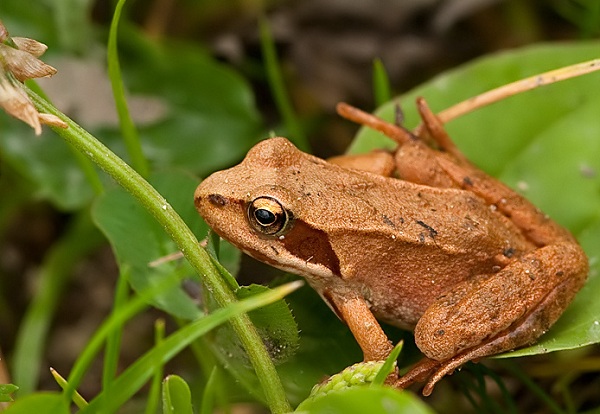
xmin=0 ymin=69 xmax=42 ymax=134
xmin=1 ymin=44 xmax=57 ymax=81
xmin=0 ymin=22 xmax=8 ymax=43
xmin=39 ymin=113 xmax=67 ymax=129
xmin=0 ymin=21 xmax=65 ymax=135
xmin=12 ymin=37 xmax=49 ymax=58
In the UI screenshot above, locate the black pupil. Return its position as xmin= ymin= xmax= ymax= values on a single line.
xmin=255 ymin=208 xmax=276 ymax=225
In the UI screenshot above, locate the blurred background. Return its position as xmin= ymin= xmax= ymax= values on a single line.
xmin=0 ymin=0 xmax=599 ymax=412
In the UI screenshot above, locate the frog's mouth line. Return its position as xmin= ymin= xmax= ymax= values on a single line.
xmin=197 ymin=188 xmax=343 ymax=279
xmin=228 ymin=219 xmax=343 ymax=284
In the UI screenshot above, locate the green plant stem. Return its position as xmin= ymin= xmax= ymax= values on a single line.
xmin=65 ymin=266 xmax=152 ymax=400
xmin=26 ymin=80 xmax=104 ymax=194
xmin=259 ymin=17 xmax=309 ymax=152
xmin=12 ymin=211 xmax=104 ymax=395
xmin=102 ymin=271 xmax=129 ymax=388
xmin=107 ymin=0 xmax=150 ymax=177
xmin=28 ymin=89 xmax=292 ymax=413
xmin=145 ymin=319 xmax=165 ymax=414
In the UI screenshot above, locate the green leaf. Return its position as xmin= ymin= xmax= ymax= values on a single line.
xmin=204 ymin=283 xmax=299 ymax=401
xmin=0 ymin=120 xmax=99 ymax=211
xmin=80 ymin=280 xmax=302 ymax=414
xmin=259 ymin=17 xmax=308 ymax=152
xmin=92 ymin=171 xmax=239 ymax=319
xmin=0 ymin=384 xmax=18 ymax=402
xmin=0 ymin=1 xmax=61 ymax=47
xmin=372 ymin=58 xmax=392 ymax=106
xmin=117 ymin=26 xmax=263 ymax=175
xmin=162 ymin=375 xmax=193 ymax=414
xmin=506 ymin=218 xmax=600 ymax=357
xmin=92 ymin=171 xmax=202 ymax=319
xmin=351 ymin=42 xmax=600 ymax=356
xmin=372 ymin=341 xmax=403 ymax=386
xmin=3 ymin=392 xmax=69 ymax=414
xmin=237 ymin=284 xmax=299 ymax=364
xmin=200 ymin=367 xmax=219 ymax=414
xmin=296 ymin=386 xmax=434 ymax=414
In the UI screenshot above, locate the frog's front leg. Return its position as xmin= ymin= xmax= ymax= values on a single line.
xmin=396 ymin=240 xmax=588 ymax=395
xmin=324 ymin=291 xmax=394 ymax=361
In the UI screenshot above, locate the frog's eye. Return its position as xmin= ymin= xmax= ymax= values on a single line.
xmin=247 ymin=196 xmax=293 ymax=236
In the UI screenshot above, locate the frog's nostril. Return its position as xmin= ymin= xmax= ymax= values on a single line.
xmin=208 ymin=194 xmax=227 ymax=207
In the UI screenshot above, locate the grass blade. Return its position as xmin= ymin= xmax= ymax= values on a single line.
xmin=81 ymin=281 xmax=303 ymax=414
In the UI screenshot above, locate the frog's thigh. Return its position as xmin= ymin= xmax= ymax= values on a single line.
xmin=414 ymin=242 xmax=587 ymax=362
xmin=328 ymin=151 xmax=395 ymax=176
xmin=394 ymin=142 xmax=457 ymax=188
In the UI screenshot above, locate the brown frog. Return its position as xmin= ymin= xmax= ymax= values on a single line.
xmin=194 ymin=98 xmax=588 ymax=395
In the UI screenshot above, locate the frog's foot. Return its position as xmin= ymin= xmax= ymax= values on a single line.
xmin=394 ymin=348 xmax=484 ymax=395
xmin=394 ymin=358 xmax=442 ymax=395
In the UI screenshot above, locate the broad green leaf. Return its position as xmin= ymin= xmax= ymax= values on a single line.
xmin=0 ymin=120 xmax=98 ymax=211
xmin=162 ymin=375 xmax=193 ymax=414
xmin=92 ymin=171 xmax=240 ymax=319
xmin=237 ymin=284 xmax=299 ymax=364
xmin=204 ymin=282 xmax=299 ymax=402
xmin=351 ymin=42 xmax=600 ymax=356
xmin=506 ymin=218 xmax=600 ymax=357
xmin=296 ymin=386 xmax=434 ymax=414
xmin=116 ymin=26 xmax=263 ymax=175
xmin=3 ymin=392 xmax=69 ymax=414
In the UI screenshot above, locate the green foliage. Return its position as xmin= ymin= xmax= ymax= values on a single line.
xmin=162 ymin=375 xmax=194 ymax=414
xmin=372 ymin=342 xmax=403 ymax=386
xmin=237 ymin=284 xmax=300 ymax=365
xmin=11 ymin=214 xmax=103 ymax=395
xmin=0 ymin=384 xmax=18 ymax=403
xmin=75 ymin=282 xmax=301 ymax=414
xmin=308 ymin=361 xmax=386 ymax=397
xmin=0 ymin=11 xmax=262 ymax=211
xmin=296 ymin=386 xmax=435 ymax=414
xmin=1 ymin=2 xmax=291 ymax=412
xmin=372 ymin=58 xmax=392 ymax=106
xmin=3 ymin=393 xmax=69 ymax=414
xmin=92 ymin=171 xmax=211 ymax=320
xmin=259 ymin=17 xmax=309 ymax=151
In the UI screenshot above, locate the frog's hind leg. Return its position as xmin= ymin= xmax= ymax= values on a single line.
xmin=336 ymin=102 xmax=416 ymax=146
xmin=395 ymin=241 xmax=588 ymax=396
xmin=414 ymin=97 xmax=469 ymax=163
